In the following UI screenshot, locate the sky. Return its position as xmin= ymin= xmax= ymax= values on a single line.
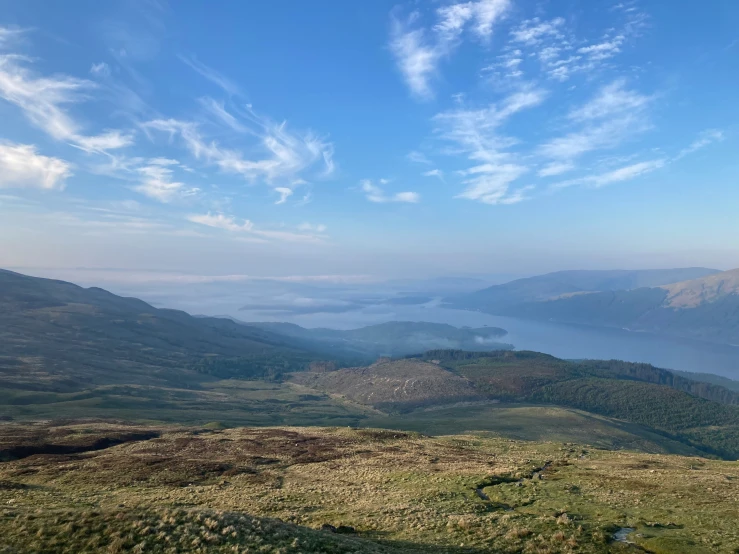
xmin=0 ymin=0 xmax=738 ymax=284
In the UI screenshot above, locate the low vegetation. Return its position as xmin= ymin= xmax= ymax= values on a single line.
xmin=0 ymin=422 xmax=737 ymax=553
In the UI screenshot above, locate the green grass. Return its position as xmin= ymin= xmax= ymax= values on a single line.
xmin=0 ymin=381 xmax=372 ymax=428
xmin=364 ymin=403 xmax=707 ymax=456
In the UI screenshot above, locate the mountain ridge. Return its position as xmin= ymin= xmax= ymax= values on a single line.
xmin=451 ymin=267 xmax=739 ymax=345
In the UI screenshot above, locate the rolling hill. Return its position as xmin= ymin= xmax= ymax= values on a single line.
xmin=292 ymin=358 xmax=483 ymax=411
xmin=0 ymin=269 xmax=330 ymax=390
xmin=295 ymin=350 xmax=739 ymax=459
xmin=450 ymin=267 xmax=739 ymax=344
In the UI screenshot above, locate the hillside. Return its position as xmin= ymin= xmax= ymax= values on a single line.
xmin=295 ymin=350 xmax=739 ymax=458
xmin=0 ymin=269 xmax=328 ymax=390
xmin=662 ymin=268 xmax=739 ymax=307
xmin=292 ymin=358 xmax=482 ymax=411
xmin=450 ymin=268 xmax=718 ymax=310
xmin=2 ymin=422 xmax=738 ymax=553
xmin=450 ymin=268 xmax=739 ymax=345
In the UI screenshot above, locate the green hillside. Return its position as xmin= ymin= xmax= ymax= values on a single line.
xmin=301 ymin=350 xmax=739 ymax=459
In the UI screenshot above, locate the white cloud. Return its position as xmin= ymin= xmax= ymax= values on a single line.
xmin=188 ymin=212 xmax=326 ymax=243
xmin=423 ymin=168 xmax=444 ymax=179
xmin=199 ymin=97 xmax=247 ymax=132
xmin=501 ymin=9 xmax=640 ymax=83
xmin=390 ymin=1 xmax=510 ymax=98
xmin=0 ymin=47 xmax=133 ymax=152
xmin=578 ymin=36 xmax=625 ymax=61
xmin=540 ymin=80 xmax=652 ymax=162
xmin=538 ymin=162 xmax=575 ymax=177
xmin=89 ymin=62 xmax=111 ymax=78
xmin=298 ymin=222 xmax=327 ymax=233
xmin=179 ymin=55 xmax=240 ymax=96
xmin=143 ymin=111 xmax=334 ymax=184
xmin=433 ymin=88 xmax=546 ymax=204
xmin=675 ymin=129 xmax=724 ymax=160
xmin=394 ymin=191 xmax=421 ymax=203
xmin=361 ymin=179 xmax=420 ymax=203
xmin=0 ymin=26 xmax=24 ymax=49
xmin=389 ymin=18 xmax=439 ymax=99
xmin=552 ymin=159 xmax=666 ymax=189
xmin=510 ymin=17 xmax=565 ymax=46
xmin=148 ymin=157 xmax=179 ymax=166
xmin=0 ymin=53 xmax=90 ymax=141
xmin=455 ymin=163 xmax=529 ymax=204
xmin=274 ymin=187 xmax=293 ymax=204
xmin=0 ymin=142 xmax=72 ymax=190
xmin=73 ymin=130 xmax=135 ymax=153
xmin=188 ymin=212 xmax=254 ymax=232
xmin=134 ymin=162 xmax=197 ymax=203
xmin=472 ymin=0 xmax=511 ymax=39
xmin=407 ymin=150 xmax=432 ymax=164
xmin=568 ymin=79 xmax=651 ymax=122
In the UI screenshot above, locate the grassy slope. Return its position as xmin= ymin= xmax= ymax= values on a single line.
xmin=0 ymin=423 xmax=737 ymax=553
xmin=0 ymin=380 xmax=372 ymax=428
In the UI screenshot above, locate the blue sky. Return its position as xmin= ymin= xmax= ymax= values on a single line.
xmin=0 ymin=0 xmax=737 ymax=282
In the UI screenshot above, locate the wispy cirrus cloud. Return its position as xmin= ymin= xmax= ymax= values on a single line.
xmin=510 ymin=17 xmax=565 ymax=46
xmin=134 ymin=160 xmax=199 ymax=203
xmin=0 ymin=142 xmax=72 ymax=190
xmin=143 ymin=103 xmax=334 ymax=189
xmin=188 ymin=212 xmax=254 ymax=232
xmin=539 ymin=80 xmax=652 ymax=163
xmin=423 ymin=168 xmax=444 ymax=180
xmin=390 ymin=0 xmax=511 ymax=99
xmin=298 ymin=222 xmax=327 ymax=233
xmin=360 ymin=179 xmax=420 ymax=203
xmin=274 ymin=187 xmax=293 ymax=205
xmin=179 ymin=55 xmax=241 ymax=97
xmin=433 ymin=87 xmax=547 ymax=204
xmin=407 ymin=150 xmax=433 ymax=164
xmin=552 ymin=159 xmax=666 ymax=190
xmin=89 ymin=62 xmax=111 ymax=78
xmin=188 ymin=212 xmax=327 ymax=243
xmin=0 ymin=30 xmax=134 ymax=154
xmin=675 ymin=129 xmax=724 ymax=160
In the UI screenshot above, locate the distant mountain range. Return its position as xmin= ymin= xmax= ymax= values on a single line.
xmin=449 ymin=268 xmax=739 ymax=344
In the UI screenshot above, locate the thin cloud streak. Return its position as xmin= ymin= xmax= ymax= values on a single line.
xmin=361 ymin=179 xmax=420 ymax=203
